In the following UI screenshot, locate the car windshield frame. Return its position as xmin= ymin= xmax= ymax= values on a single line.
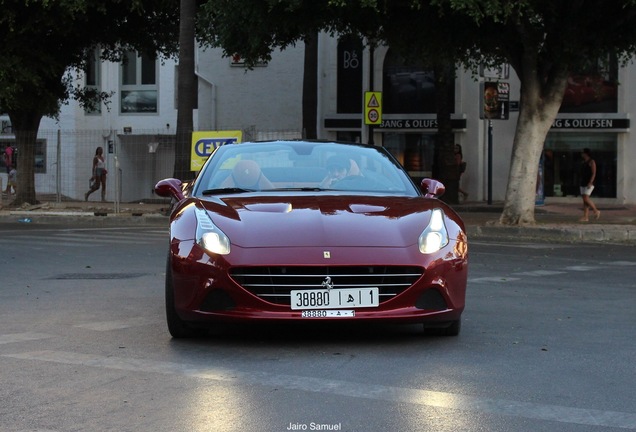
xmin=191 ymin=140 xmax=420 ymax=197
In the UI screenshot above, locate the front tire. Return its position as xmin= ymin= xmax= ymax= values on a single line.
xmin=165 ymin=257 xmax=205 ymax=338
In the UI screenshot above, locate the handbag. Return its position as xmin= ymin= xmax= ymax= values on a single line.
xmin=89 ymin=177 xmax=97 ymax=189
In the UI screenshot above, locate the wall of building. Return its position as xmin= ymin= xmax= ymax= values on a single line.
xmin=195 ymin=46 xmax=304 ymax=132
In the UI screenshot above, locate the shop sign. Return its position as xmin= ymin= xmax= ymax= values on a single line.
xmin=190 ymin=130 xmax=243 ymax=171
xmin=482 ymin=81 xmax=509 ymax=120
xmin=550 ymin=118 xmax=629 ymax=129
xmin=378 ymin=118 xmax=467 ymax=129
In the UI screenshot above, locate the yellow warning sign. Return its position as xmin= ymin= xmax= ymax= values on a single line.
xmin=364 ymin=92 xmax=382 ymax=125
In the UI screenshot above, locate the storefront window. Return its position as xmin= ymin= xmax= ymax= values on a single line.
xmin=382 ymin=50 xmax=454 ymax=114
xmin=383 ymin=133 xmax=435 ymax=182
xmin=544 ymin=133 xmax=616 ymax=198
xmin=559 ymin=53 xmax=618 ymax=114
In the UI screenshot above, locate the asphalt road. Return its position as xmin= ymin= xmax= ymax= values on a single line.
xmin=1 ymin=224 xmax=635 ymax=432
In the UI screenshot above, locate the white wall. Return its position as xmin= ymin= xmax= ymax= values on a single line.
xmin=196 ymin=46 xmax=304 ymax=132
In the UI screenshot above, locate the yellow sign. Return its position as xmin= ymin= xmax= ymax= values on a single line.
xmin=190 ymin=130 xmax=243 ymax=171
xmin=364 ymin=92 xmax=382 ymax=125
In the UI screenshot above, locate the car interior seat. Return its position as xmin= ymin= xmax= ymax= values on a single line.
xmin=221 ymin=160 xmax=274 ymax=190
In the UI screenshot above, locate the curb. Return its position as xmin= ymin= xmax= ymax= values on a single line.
xmin=1 ymin=211 xmax=169 ymax=226
xmin=468 ymin=224 xmax=636 ymax=243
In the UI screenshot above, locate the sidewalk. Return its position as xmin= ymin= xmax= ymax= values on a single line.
xmin=1 ymin=195 xmax=634 ymax=243
xmin=459 ymin=201 xmax=636 ymax=243
xmin=0 ymin=195 xmax=171 ymax=225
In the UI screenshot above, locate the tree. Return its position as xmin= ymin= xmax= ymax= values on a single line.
xmin=302 ymin=32 xmax=319 ymax=139
xmin=437 ymin=0 xmax=636 ymax=225
xmin=0 ymin=0 xmax=180 ymax=206
xmin=175 ymin=0 xmax=198 ymax=180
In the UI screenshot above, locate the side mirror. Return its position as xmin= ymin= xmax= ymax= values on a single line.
xmin=155 ymin=178 xmax=186 ymax=201
xmin=420 ymin=178 xmax=446 ymax=199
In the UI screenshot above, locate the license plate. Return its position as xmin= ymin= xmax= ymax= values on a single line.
xmin=301 ymin=310 xmax=355 ymax=318
xmin=290 ymin=288 xmax=379 ymax=310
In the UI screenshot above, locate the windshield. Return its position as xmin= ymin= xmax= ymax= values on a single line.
xmin=192 ymin=141 xmax=419 ymax=196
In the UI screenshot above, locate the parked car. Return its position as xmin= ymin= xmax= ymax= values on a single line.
xmin=155 ymin=140 xmax=468 ymax=338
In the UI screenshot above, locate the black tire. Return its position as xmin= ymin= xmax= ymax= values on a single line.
xmin=165 ymin=256 xmax=205 ymax=338
xmin=423 ymin=319 xmax=461 ymax=337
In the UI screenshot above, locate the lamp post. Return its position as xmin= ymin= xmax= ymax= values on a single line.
xmin=368 ymin=39 xmax=375 ymax=145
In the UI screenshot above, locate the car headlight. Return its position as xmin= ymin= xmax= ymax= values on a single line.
xmin=418 ymin=208 xmax=449 ymax=254
xmin=195 ymin=208 xmax=231 ymax=255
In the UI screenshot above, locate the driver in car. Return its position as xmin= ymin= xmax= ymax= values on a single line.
xmin=320 ymin=155 xmax=361 ymax=188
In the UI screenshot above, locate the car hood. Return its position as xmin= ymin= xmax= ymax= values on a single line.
xmin=198 ymin=194 xmax=446 ymax=248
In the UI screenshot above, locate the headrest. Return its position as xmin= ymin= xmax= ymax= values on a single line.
xmin=232 ymin=160 xmax=261 ymax=187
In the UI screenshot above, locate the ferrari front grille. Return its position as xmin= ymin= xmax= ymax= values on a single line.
xmin=230 ymin=266 xmax=423 ymax=306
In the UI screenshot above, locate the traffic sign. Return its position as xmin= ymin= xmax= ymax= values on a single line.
xmin=365 ymin=92 xmax=382 ymax=125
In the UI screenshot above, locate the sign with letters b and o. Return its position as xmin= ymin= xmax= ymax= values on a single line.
xmin=365 ymin=92 xmax=382 ymax=125
xmin=190 ymin=130 xmax=243 ymax=171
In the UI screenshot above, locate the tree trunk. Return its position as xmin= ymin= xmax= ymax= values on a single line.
xmin=432 ymin=61 xmax=458 ymax=204
xmin=302 ymin=32 xmax=318 ymax=139
xmin=174 ymin=0 xmax=197 ymax=181
xmin=7 ymin=111 xmax=42 ymax=206
xmin=499 ymin=72 xmax=568 ymax=225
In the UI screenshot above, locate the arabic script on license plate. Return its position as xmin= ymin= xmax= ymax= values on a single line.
xmin=290 ymin=288 xmax=379 ymax=310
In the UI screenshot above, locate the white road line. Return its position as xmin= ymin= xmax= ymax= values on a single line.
xmin=512 ymin=270 xmax=567 ymax=277
xmin=74 ymin=317 xmax=155 ymax=331
xmin=0 ymin=333 xmax=55 ymax=345
xmin=0 ymin=234 xmax=163 ymax=246
xmin=3 ymin=350 xmax=636 ymax=429
xmin=564 ymin=265 xmax=602 ymax=271
xmin=469 ymin=276 xmax=521 ymax=283
xmin=470 ymin=241 xmax=570 ymax=249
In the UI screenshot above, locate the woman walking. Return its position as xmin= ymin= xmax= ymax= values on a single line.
xmin=85 ymin=146 xmax=107 ymax=202
xmin=579 ymin=148 xmax=600 ymax=222
xmin=454 ymin=144 xmax=468 ymax=200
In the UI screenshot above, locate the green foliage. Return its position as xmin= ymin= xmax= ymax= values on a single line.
xmin=0 ymin=0 xmax=180 ymax=120
xmin=198 ymin=0 xmax=383 ymax=67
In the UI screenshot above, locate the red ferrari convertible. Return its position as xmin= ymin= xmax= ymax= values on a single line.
xmin=155 ymin=140 xmax=468 ymax=338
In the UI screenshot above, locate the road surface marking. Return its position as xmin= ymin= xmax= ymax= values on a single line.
xmin=4 ymin=350 xmax=636 ymax=429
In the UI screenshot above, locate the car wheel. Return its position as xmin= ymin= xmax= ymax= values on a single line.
xmin=165 ymin=257 xmax=205 ymax=338
xmin=423 ymin=319 xmax=461 ymax=337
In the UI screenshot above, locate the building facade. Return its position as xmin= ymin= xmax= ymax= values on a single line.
xmin=2 ymin=34 xmax=634 ymax=205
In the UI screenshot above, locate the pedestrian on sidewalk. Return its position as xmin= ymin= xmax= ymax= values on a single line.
xmin=454 ymin=144 xmax=468 ymax=200
xmin=3 ymin=143 xmax=15 ymax=196
xmin=579 ymin=148 xmax=600 ymax=222
xmin=6 ymin=167 xmax=17 ymax=197
xmin=84 ymin=146 xmax=107 ymax=202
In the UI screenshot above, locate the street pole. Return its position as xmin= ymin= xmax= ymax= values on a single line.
xmin=488 ymin=120 xmax=493 ymax=205
xmin=368 ymin=43 xmax=375 ymax=145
